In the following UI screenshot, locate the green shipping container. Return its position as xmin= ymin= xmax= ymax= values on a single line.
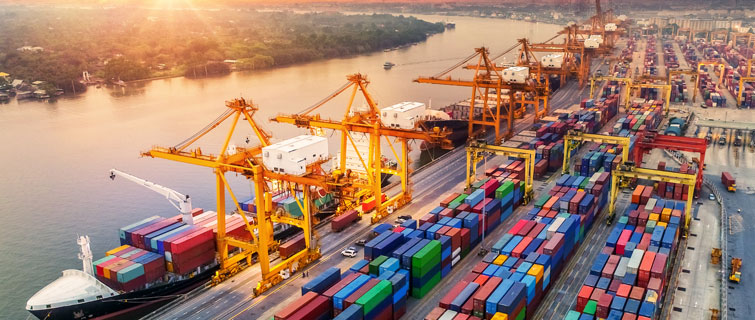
xmin=495 ymin=181 xmax=514 ymax=199
xmin=564 ymin=310 xmax=581 ymax=320
xmin=453 ymin=194 xmax=468 ymax=203
xmin=369 ymin=256 xmax=389 ymax=276
xmin=618 ymin=216 xmax=628 ymax=225
xmin=117 ymin=263 xmax=145 ymax=283
xmin=355 ymin=280 xmax=392 ymax=315
xmin=646 ymin=220 xmax=656 ymax=232
xmin=412 ymin=241 xmax=441 ymax=276
xmin=513 ymin=306 xmax=526 ymax=320
xmin=93 ymin=255 xmax=117 ymax=271
xmin=472 ymin=179 xmax=486 ymax=190
xmin=534 ymin=194 xmax=550 ymax=208
xmin=583 ymin=300 xmax=597 ymax=315
xmin=579 ymin=178 xmax=589 ymax=189
xmin=410 ymin=271 xmax=440 ymax=298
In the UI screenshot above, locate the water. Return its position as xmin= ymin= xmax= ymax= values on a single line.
xmin=0 ymin=14 xmax=561 ymax=317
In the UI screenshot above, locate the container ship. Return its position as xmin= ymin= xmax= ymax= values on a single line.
xmin=26 ymin=186 xmax=337 ymax=320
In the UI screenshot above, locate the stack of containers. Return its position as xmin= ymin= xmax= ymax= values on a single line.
xmin=425 ymin=173 xmax=612 ymax=320
xmin=92 ymin=245 xmax=166 ymax=291
xmin=567 ymin=191 xmax=685 ymax=320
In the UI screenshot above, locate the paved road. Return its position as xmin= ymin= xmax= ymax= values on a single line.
xmin=704 ymin=150 xmax=755 ymax=320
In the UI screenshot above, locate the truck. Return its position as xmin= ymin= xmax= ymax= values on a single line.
xmin=734 ymin=130 xmax=743 ymax=146
xmin=721 ymin=171 xmax=736 ymax=192
xmin=730 ymin=257 xmax=742 ymax=283
xmin=331 ymin=209 xmax=361 ymax=232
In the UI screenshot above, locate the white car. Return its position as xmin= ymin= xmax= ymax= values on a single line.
xmin=341 ymin=247 xmax=358 ymax=258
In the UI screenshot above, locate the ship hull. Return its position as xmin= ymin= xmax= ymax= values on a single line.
xmin=28 ymin=266 xmax=217 ymax=320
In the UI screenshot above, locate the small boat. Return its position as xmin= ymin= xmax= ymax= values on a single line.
xmin=383 ymin=62 xmax=396 ymax=69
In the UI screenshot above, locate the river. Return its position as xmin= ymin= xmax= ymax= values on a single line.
xmin=0 ymin=14 xmax=562 ymax=318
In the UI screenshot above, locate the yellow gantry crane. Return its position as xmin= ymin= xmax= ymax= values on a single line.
xmin=142 ymin=98 xmax=331 ymax=296
xmin=696 ymin=60 xmax=726 ymax=87
xmin=562 ymin=132 xmax=631 ymax=175
xmin=272 ymin=74 xmax=452 ymax=223
xmin=466 ymin=139 xmax=536 ymax=204
xmin=589 ymin=75 xmax=633 ymax=106
xmin=668 ymin=68 xmax=699 ymax=102
xmin=415 ymin=47 xmax=549 ymax=144
xmin=736 ymin=59 xmax=755 ymax=107
xmin=627 ymin=82 xmax=672 ymax=114
xmin=608 ymin=163 xmax=696 ymax=231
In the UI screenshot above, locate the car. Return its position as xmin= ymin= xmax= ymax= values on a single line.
xmin=341 ymin=248 xmax=358 ymax=258
xmin=394 ymin=218 xmax=406 ymax=224
xmin=709 ymin=193 xmax=715 ymax=200
xmin=355 ymin=239 xmax=367 ymax=246
xmin=398 ymin=215 xmax=412 ymax=220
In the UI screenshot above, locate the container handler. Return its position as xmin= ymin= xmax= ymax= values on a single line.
xmin=721 ymin=172 xmax=736 ymax=192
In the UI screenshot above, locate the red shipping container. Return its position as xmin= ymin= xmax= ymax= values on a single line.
xmin=169 ymin=228 xmax=213 ymax=255
xmin=511 ymin=236 xmax=533 ymax=258
xmin=460 ymin=228 xmax=471 ymax=250
xmin=420 ymin=214 xmax=438 ymax=225
xmin=447 ymin=228 xmax=462 ymax=251
xmin=473 ymin=276 xmax=502 ymax=316
xmin=651 ymin=253 xmax=668 ymax=279
xmin=344 ymin=279 xmax=378 ymax=310
xmin=437 ymin=226 xmax=452 ymax=239
xmin=440 ymin=281 xmax=469 ymax=309
xmin=517 ymin=221 xmax=535 ymax=236
xmin=526 ymin=223 xmax=546 ymax=239
xmin=509 ymin=220 xmax=528 ymax=235
xmin=638 ymin=251 xmax=656 ymax=284
xmin=543 ymin=233 xmax=564 ymax=256
xmin=577 ymin=285 xmax=593 ymax=311
xmin=279 ymin=234 xmax=306 ymax=259
xmin=425 ymin=307 xmax=446 ymax=320
xmin=288 ymin=295 xmax=331 ymax=320
xmin=622 ymin=313 xmax=638 ymax=320
xmin=616 ymin=230 xmax=632 ymax=255
xmin=472 ymin=262 xmax=488 ymax=274
xmin=647 ymin=277 xmax=664 ymax=298
xmin=590 ymin=288 xmax=605 ymax=302
xmin=441 ymin=193 xmax=461 ymax=207
xmin=440 ymin=208 xmax=455 ymax=218
xmin=596 ymin=293 xmax=613 ymax=318
xmin=323 ymin=272 xmax=360 ymax=301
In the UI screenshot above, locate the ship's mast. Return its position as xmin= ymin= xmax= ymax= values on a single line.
xmin=77 ymin=235 xmax=94 ymax=276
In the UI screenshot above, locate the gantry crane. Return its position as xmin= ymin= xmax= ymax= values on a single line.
xmin=141 ymin=98 xmax=332 ymax=295
xmin=627 ymin=82 xmax=672 ymax=114
xmin=108 ymin=169 xmax=194 ymax=225
xmin=466 ymin=139 xmax=536 ymax=204
xmin=609 ymin=163 xmax=696 ymax=231
xmin=676 ymin=27 xmax=694 ymax=42
xmin=634 ymin=132 xmax=707 ymax=193
xmin=562 ymin=132 xmax=632 ymax=174
xmin=731 ymin=32 xmax=755 ymax=49
xmin=668 ymin=68 xmax=699 ymax=102
xmin=696 ymin=60 xmax=726 ymax=88
xmin=416 ymin=47 xmax=549 ymax=144
xmin=735 ymin=58 xmax=755 ymax=107
xmin=589 ymin=75 xmax=633 ymax=105
xmin=272 ymin=74 xmax=452 ymax=223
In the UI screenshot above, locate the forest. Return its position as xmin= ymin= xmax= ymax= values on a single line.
xmin=0 ymin=7 xmax=445 ymax=92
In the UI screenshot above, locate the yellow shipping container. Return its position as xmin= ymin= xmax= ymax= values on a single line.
xmin=166 ymin=261 xmax=174 ymax=273
xmin=106 ymin=245 xmax=130 ymax=256
xmin=661 ymin=208 xmax=672 ymax=222
xmin=491 ymin=312 xmax=509 ymax=320
xmin=657 ymin=222 xmax=668 ymax=229
xmin=493 ymin=255 xmax=508 ymax=266
xmin=649 ymin=213 xmax=660 ymax=222
xmin=527 ymin=264 xmax=544 ymax=282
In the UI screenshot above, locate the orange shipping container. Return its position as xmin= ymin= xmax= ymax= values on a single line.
xmin=632 ymin=185 xmax=645 ymax=204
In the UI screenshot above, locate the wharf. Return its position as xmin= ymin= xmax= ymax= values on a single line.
xmin=145 ymin=39 xmax=614 ymax=320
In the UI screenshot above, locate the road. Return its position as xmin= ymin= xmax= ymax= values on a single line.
xmin=143 ymin=46 xmax=611 ymax=320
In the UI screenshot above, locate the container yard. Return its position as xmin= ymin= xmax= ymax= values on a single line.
xmin=21 ymin=2 xmax=755 ymax=320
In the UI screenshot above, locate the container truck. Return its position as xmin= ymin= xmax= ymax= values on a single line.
xmin=730 ymin=257 xmax=742 ymax=283
xmin=734 ymin=130 xmax=743 ymax=147
xmin=721 ymin=172 xmax=736 ymax=192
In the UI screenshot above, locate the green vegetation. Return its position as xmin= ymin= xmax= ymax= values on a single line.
xmin=0 ymin=7 xmax=444 ymax=93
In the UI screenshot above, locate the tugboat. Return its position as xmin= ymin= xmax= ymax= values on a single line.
xmin=383 ymin=62 xmax=396 ymax=69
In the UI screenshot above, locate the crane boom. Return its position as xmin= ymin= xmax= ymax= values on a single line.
xmin=109 ymin=169 xmax=194 ymax=225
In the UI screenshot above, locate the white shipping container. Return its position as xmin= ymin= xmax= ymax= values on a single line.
xmin=605 ymin=23 xmax=617 ymax=31
xmin=626 ymin=249 xmax=645 ymax=274
xmin=502 ymin=66 xmax=529 ymax=84
xmin=380 ymin=101 xmax=426 ymax=129
xmin=589 ymin=35 xmax=604 ymax=44
xmin=546 ymin=217 xmax=566 ymax=239
xmin=262 ymin=135 xmax=328 ymax=175
xmin=541 ymin=54 xmax=564 ymax=68
xmin=585 ymin=38 xmax=600 ymax=49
